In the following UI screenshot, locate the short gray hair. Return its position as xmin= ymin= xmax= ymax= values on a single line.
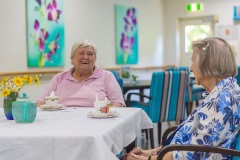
xmin=192 ymin=37 xmax=237 ymax=77
xmin=70 ymin=39 xmax=97 ymax=59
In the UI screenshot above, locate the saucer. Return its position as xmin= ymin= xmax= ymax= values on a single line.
xmin=87 ymin=111 xmax=119 ymax=119
xmin=40 ymin=104 xmax=66 ymax=111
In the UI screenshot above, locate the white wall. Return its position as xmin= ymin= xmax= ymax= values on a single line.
xmin=0 ymin=0 xmax=164 ymax=102
xmin=1 ymin=0 xmax=239 ymax=102
xmin=163 ymin=0 xmax=240 ymax=66
xmin=0 ymin=0 xmax=164 ymax=73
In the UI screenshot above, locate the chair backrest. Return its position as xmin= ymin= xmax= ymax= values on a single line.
xmin=233 ymin=135 xmax=240 ymax=160
xmin=234 ymin=66 xmax=240 ymax=86
xmin=116 ymin=77 xmax=123 ymax=92
xmin=110 ymin=70 xmax=119 ymax=78
xmin=148 ymin=70 xmax=188 ymax=123
xmin=177 ymin=66 xmax=195 ymax=101
xmin=110 ymin=70 xmax=123 ymax=92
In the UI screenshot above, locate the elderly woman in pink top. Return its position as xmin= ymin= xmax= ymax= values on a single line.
xmin=37 ymin=40 xmax=125 ymax=107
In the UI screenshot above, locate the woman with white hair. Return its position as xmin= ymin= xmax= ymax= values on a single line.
xmin=125 ymin=37 xmax=240 ymax=160
xmin=37 ymin=39 xmax=125 ymax=107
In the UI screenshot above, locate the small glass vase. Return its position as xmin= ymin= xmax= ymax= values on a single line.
xmin=3 ymin=92 xmax=18 ymax=120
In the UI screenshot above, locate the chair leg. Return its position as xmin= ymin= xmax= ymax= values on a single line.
xmin=125 ymin=138 xmax=136 ymax=153
xmin=196 ymin=100 xmax=199 ymax=106
xmin=149 ymin=128 xmax=154 ymax=149
xmin=158 ymin=123 xmax=162 ymax=145
xmin=145 ymin=129 xmax=149 ymax=140
xmin=186 ymin=102 xmax=193 ymax=116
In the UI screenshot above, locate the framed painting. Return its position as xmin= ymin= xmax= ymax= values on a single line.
xmin=216 ymin=25 xmax=237 ymax=40
xmin=26 ymin=0 xmax=65 ymax=67
xmin=115 ymin=5 xmax=138 ymax=65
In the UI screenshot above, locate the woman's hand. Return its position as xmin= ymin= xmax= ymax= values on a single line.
xmin=127 ymin=152 xmax=148 ymax=160
xmin=110 ymin=102 xmax=123 ymax=107
xmin=37 ymin=100 xmax=45 ymax=107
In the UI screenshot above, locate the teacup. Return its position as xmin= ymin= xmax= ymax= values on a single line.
xmin=94 ymin=101 xmax=110 ymax=114
xmin=45 ymin=96 xmax=59 ymax=107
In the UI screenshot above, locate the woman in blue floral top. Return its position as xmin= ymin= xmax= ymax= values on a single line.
xmin=126 ymin=37 xmax=240 ymax=160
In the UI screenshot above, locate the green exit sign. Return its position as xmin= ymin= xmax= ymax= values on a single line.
xmin=186 ymin=3 xmax=203 ymax=12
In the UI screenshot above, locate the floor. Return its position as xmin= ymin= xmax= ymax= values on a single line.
xmin=136 ymin=121 xmax=178 ymax=150
xmin=120 ymin=122 xmax=178 ymax=159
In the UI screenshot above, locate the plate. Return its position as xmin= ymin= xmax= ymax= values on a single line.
xmin=87 ymin=111 xmax=119 ymax=119
xmin=40 ymin=104 xmax=66 ymax=111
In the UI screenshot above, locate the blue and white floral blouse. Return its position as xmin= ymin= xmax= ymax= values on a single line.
xmin=171 ymin=77 xmax=240 ymax=160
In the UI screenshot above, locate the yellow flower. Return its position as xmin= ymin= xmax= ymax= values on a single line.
xmin=0 ymin=77 xmax=9 ymax=85
xmin=23 ymin=75 xmax=34 ymax=85
xmin=1 ymin=89 xmax=10 ymax=97
xmin=13 ymin=76 xmax=23 ymax=87
xmin=35 ymin=74 xmax=40 ymax=86
xmin=0 ymin=74 xmax=40 ymax=97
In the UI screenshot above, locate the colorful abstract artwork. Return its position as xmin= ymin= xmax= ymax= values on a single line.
xmin=27 ymin=0 xmax=65 ymax=67
xmin=115 ymin=5 xmax=138 ymax=64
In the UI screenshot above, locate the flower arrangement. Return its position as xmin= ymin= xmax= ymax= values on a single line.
xmin=0 ymin=75 xmax=40 ymax=98
xmin=131 ymin=74 xmax=139 ymax=82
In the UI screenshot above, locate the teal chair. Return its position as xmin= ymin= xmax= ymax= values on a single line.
xmin=126 ymin=70 xmax=188 ymax=147
xmin=116 ymin=77 xmax=123 ymax=92
xmin=177 ymin=66 xmax=205 ymax=115
xmin=110 ymin=70 xmax=119 ymax=78
xmin=158 ymin=126 xmax=240 ymax=160
xmin=110 ymin=70 xmax=123 ymax=92
xmin=235 ymin=66 xmax=240 ymax=86
xmin=233 ymin=136 xmax=240 ymax=160
xmin=115 ymin=76 xmax=124 ymax=159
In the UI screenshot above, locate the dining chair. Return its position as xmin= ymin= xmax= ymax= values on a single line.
xmin=110 ymin=70 xmax=119 ymax=78
xmin=110 ymin=70 xmax=123 ymax=92
xmin=116 ymin=77 xmax=123 ymax=92
xmin=158 ymin=126 xmax=240 ymax=160
xmin=177 ymin=66 xmax=205 ymax=116
xmin=126 ymin=70 xmax=188 ymax=147
xmin=235 ymin=66 xmax=240 ymax=86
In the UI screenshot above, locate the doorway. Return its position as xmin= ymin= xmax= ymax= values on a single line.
xmin=178 ymin=16 xmax=215 ymax=66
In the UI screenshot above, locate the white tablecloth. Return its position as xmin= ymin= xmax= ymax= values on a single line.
xmin=0 ymin=107 xmax=153 ymax=160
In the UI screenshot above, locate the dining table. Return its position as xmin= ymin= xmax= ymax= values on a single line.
xmin=123 ymin=80 xmax=151 ymax=101
xmin=0 ymin=107 xmax=153 ymax=160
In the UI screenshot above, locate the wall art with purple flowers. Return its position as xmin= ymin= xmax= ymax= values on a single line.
xmin=115 ymin=5 xmax=138 ymax=64
xmin=27 ymin=0 xmax=65 ymax=67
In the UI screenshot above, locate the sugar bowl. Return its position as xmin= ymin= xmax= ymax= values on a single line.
xmin=12 ymin=93 xmax=37 ymax=123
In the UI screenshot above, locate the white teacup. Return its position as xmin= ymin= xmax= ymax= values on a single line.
xmin=94 ymin=101 xmax=110 ymax=114
xmin=45 ymin=96 xmax=59 ymax=107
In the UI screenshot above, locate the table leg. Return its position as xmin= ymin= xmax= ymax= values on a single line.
xmin=125 ymin=138 xmax=136 ymax=153
xmin=140 ymin=89 xmax=144 ymax=101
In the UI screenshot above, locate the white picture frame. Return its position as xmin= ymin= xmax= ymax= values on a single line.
xmin=216 ymin=25 xmax=237 ymax=40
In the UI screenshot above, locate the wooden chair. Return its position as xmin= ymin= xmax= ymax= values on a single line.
xmin=126 ymin=70 xmax=188 ymax=148
xmin=158 ymin=126 xmax=240 ymax=160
